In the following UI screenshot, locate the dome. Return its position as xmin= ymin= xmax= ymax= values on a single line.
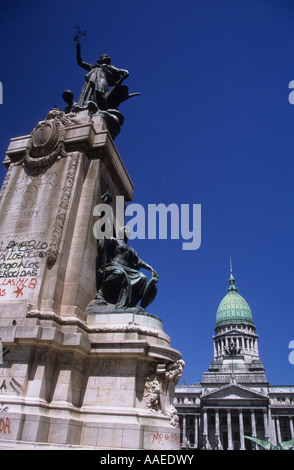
xmin=216 ymin=270 xmax=254 ymax=327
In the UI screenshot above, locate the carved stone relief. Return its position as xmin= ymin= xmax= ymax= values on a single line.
xmin=47 ymin=151 xmax=80 ymax=268
xmin=23 ymin=109 xmax=81 ymax=169
xmin=144 ymin=359 xmax=185 ymax=427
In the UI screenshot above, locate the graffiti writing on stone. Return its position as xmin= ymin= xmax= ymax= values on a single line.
xmin=0 ymin=240 xmax=48 ymax=277
xmin=0 ymin=417 xmax=10 ymax=434
xmin=0 ymin=378 xmax=23 ymax=395
xmin=0 ymin=239 xmax=47 ymax=299
xmin=152 ymin=432 xmax=180 ymax=446
xmin=0 ymin=277 xmax=38 ymax=299
xmin=0 ymin=404 xmax=9 ymax=413
xmin=93 ymin=359 xmax=123 ymax=376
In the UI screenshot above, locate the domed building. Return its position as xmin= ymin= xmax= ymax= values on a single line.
xmin=205 ymin=268 xmax=266 ymax=385
xmin=174 ymin=268 xmax=294 ymax=450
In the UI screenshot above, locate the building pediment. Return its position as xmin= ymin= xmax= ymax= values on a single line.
xmin=201 ymin=382 xmax=268 ymax=401
xmin=213 ymin=328 xmax=251 ymax=340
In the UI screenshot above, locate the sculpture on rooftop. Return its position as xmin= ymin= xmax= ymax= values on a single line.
xmin=224 ymin=340 xmax=242 ymax=356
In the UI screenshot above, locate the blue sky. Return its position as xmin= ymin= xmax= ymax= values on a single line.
xmin=0 ymin=0 xmax=294 ymax=386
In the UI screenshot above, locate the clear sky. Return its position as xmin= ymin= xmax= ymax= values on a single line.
xmin=0 ymin=0 xmax=294 ymax=386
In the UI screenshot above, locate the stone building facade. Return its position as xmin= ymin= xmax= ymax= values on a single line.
xmin=174 ymin=269 xmax=294 ymax=449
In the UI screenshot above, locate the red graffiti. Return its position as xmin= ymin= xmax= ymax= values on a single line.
xmin=0 ymin=277 xmax=38 ymax=298
xmin=152 ymin=432 xmax=180 ymax=445
xmin=1 ymin=278 xmax=37 ymax=288
xmin=13 ymin=286 xmax=24 ymax=298
xmin=0 ymin=417 xmax=10 ymax=434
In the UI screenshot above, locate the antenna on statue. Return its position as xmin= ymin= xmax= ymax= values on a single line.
xmin=73 ymin=25 xmax=87 ymax=44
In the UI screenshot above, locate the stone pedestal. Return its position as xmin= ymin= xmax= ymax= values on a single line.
xmin=0 ymin=109 xmax=183 ymax=449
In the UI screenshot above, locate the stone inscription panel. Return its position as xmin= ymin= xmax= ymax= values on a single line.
xmin=0 ymin=169 xmax=60 ymax=225
xmin=0 ymin=162 xmax=66 ymax=302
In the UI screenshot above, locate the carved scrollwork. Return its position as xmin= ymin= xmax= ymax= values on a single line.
xmin=47 ymin=151 xmax=80 ymax=268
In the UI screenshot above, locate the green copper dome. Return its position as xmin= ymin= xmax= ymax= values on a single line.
xmin=216 ymin=270 xmax=254 ymax=327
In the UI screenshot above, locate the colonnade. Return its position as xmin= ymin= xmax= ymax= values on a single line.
xmin=214 ymin=335 xmax=258 ymax=357
xmin=181 ymin=408 xmax=269 ymax=450
xmin=274 ymin=415 xmax=294 ymax=443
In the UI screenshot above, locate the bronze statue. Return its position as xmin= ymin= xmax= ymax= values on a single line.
xmin=76 ymin=42 xmax=130 ymax=111
xmin=95 ymin=226 xmax=159 ymax=311
xmin=62 ymin=90 xmax=75 ymax=113
xmin=62 ymin=27 xmax=140 ymax=139
xmin=224 ymin=340 xmax=241 ymax=356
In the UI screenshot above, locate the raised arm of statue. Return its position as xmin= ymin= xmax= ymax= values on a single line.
xmin=76 ymin=42 xmax=92 ymax=72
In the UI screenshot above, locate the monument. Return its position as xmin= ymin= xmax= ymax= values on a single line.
xmin=0 ymin=33 xmax=184 ymax=449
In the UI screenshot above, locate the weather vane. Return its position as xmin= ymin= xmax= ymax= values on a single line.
xmin=73 ymin=25 xmax=87 ymax=44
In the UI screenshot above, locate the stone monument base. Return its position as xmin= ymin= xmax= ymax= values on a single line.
xmin=0 ymin=308 xmax=183 ymax=450
xmin=0 ymin=106 xmax=183 ymax=450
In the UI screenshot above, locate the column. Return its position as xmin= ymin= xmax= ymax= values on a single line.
xmin=203 ymin=409 xmax=208 ymax=449
xmin=249 ymin=410 xmax=257 ymax=450
xmin=276 ymin=417 xmax=282 ymax=444
xmin=251 ymin=410 xmax=257 ymax=437
xmin=215 ymin=409 xmax=221 ymax=449
xmin=182 ymin=415 xmax=187 ymax=445
xmin=226 ymin=337 xmax=230 ymax=350
xmin=254 ymin=339 xmax=258 ymax=355
xmin=289 ymin=417 xmax=294 ymax=440
xmin=227 ymin=409 xmax=233 ymax=450
xmin=263 ymin=409 xmax=269 ymax=439
xmin=194 ymin=415 xmax=199 ymax=449
xmin=239 ymin=409 xmax=245 ymax=450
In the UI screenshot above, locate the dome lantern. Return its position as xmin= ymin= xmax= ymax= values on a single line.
xmin=216 ymin=265 xmax=254 ymax=327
